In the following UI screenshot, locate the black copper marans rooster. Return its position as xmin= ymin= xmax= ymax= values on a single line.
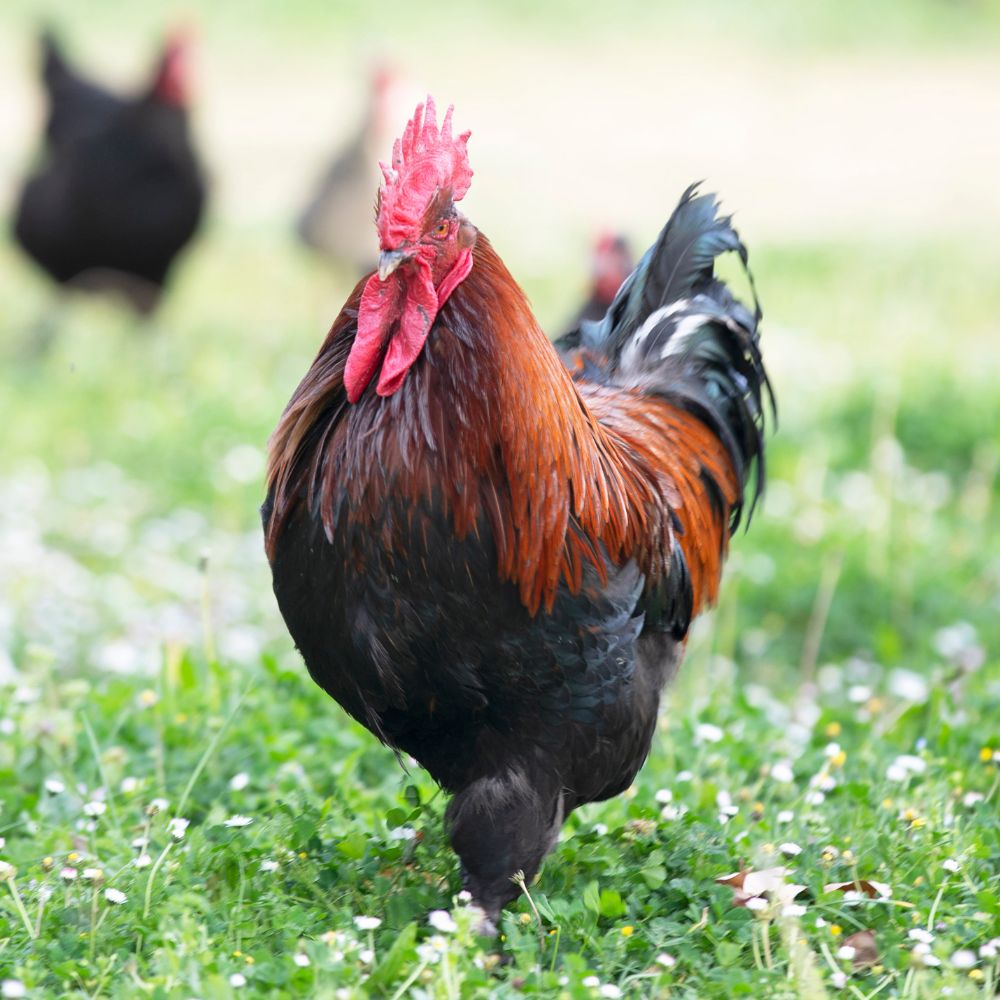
xmin=263 ymin=98 xmax=771 ymax=931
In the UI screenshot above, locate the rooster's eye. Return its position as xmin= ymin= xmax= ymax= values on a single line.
xmin=431 ymin=221 xmax=449 ymax=239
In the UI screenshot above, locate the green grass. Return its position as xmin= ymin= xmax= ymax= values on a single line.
xmin=5 ymin=0 xmax=1000 ymax=55
xmin=1 ymin=210 xmax=999 ymax=996
xmin=0 ymin=224 xmax=998 ymax=999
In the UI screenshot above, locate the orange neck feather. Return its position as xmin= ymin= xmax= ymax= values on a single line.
xmin=267 ymin=235 xmax=681 ymax=615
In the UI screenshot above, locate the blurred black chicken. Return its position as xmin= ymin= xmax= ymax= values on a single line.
xmin=557 ymin=232 xmax=634 ymax=347
xmin=12 ymin=29 xmax=206 ymax=315
xmin=295 ymin=66 xmax=393 ymax=275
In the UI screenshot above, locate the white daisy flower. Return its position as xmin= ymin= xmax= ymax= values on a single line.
xmin=2 ymin=981 xmax=28 ymax=999
xmin=229 ymin=972 xmax=247 ymax=987
xmin=779 ymin=842 xmax=802 ymax=857
xmin=44 ymin=777 xmax=66 ymax=794
xmin=223 ymin=815 xmax=253 ymax=828
xmin=950 ymin=950 xmax=976 ymax=970
xmin=167 ymin=817 xmax=189 ymax=840
xmin=353 ymin=915 xmax=381 ymax=931
xmin=293 ymin=953 xmax=310 ymax=967
xmin=428 ymin=910 xmax=458 ymax=933
xmin=260 ymin=859 xmax=279 ymax=872
xmin=770 ymin=762 xmax=795 ymax=783
xmin=836 ymin=945 xmax=856 ymax=961
xmin=695 ymin=722 xmax=724 ymax=744
xmin=104 ymin=888 xmax=127 ymax=904
xmin=83 ymin=801 xmax=107 ymax=817
xmin=229 ymin=772 xmax=250 ymax=791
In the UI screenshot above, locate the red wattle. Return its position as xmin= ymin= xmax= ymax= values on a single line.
xmin=346 ymin=248 xmax=475 ymax=402
xmin=377 ymin=259 xmax=438 ymax=396
xmin=345 ymin=272 xmax=403 ymax=403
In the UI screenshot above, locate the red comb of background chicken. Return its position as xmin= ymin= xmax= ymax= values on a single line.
xmin=153 ymin=27 xmax=193 ymax=106
xmin=376 ymin=96 xmax=472 ymax=249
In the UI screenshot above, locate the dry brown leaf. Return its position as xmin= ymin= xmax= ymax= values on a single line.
xmin=824 ymin=879 xmax=892 ymax=899
xmin=844 ymin=929 xmax=879 ymax=968
xmin=716 ymin=867 xmax=807 ymax=908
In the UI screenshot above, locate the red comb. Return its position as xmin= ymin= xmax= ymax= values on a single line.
xmin=376 ymin=97 xmax=472 ymax=249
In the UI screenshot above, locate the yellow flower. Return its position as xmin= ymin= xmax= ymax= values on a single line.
xmin=621 ymin=926 xmax=634 ymax=937
xmin=969 ymin=969 xmax=985 ymax=982
xmin=830 ymin=751 xmax=847 ymax=769
xmin=298 ymin=852 xmax=308 ymax=859
xmin=42 ymin=857 xmax=54 ymax=871
xmin=866 ymin=697 xmax=885 ymax=713
xmin=980 ymin=747 xmax=994 ymax=763
xmin=881 ymin=798 xmax=894 ymax=810
xmin=67 ymin=852 xmax=79 ymax=862
xmin=903 ymin=808 xmax=918 ymax=822
xmin=519 ymin=913 xmax=531 ymax=925
xmin=244 ymin=955 xmax=255 ymax=965
xmin=830 ymin=925 xmax=842 ymax=937
xmin=825 ymin=722 xmax=842 ymax=738
xmin=233 ymin=950 xmax=242 ymax=958
xmin=914 ymin=875 xmax=924 ymax=886
xmin=138 ymin=689 xmax=158 ymax=707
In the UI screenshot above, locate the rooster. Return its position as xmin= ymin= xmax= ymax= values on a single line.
xmin=13 ymin=29 xmax=206 ymax=315
xmin=263 ymin=98 xmax=770 ymax=932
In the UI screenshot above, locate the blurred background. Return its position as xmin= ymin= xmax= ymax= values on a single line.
xmin=1 ymin=0 xmax=998 ymax=735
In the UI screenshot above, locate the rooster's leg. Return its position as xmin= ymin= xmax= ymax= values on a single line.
xmin=445 ymin=766 xmax=563 ymax=934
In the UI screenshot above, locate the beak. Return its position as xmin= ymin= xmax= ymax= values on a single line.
xmin=378 ymin=249 xmax=411 ymax=281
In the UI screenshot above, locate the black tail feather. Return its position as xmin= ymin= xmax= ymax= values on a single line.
xmin=583 ymin=185 xmax=773 ymax=529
